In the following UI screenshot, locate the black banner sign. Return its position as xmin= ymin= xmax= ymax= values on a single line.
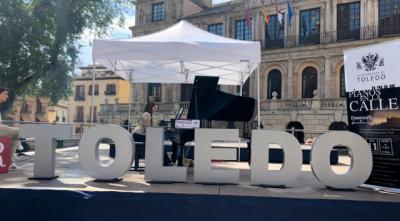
xmin=347 ymin=87 xmax=400 ymax=189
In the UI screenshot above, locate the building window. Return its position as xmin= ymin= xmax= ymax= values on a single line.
xmin=340 ymin=66 xmax=346 ymax=97
xmin=180 ymin=84 xmax=193 ymax=101
xmin=302 ymin=67 xmax=318 ymax=98
xmin=152 ymin=2 xmax=165 ymax=22
xmin=75 ymin=127 xmax=83 ymax=134
xmin=379 ymin=0 xmax=400 ymax=36
xmin=36 ymin=98 xmax=43 ymax=114
xmin=88 ymin=85 xmax=99 ymax=96
xmin=75 ymin=106 xmax=84 ymax=122
xmin=21 ymin=99 xmax=30 ymax=113
xmin=236 ymin=78 xmax=250 ymax=97
xmin=208 ymin=23 xmax=224 ymax=36
xmin=74 ymin=85 xmax=85 ymax=101
xmin=235 ymin=19 xmax=252 ymax=41
xmin=265 ymin=15 xmax=284 ymax=48
xmin=299 ymin=8 xmax=320 ymax=45
xmin=337 ymin=2 xmax=360 ymax=42
xmin=148 ymin=83 xmax=162 ymax=102
xmin=105 ymin=84 xmax=116 ymax=95
xmin=267 ymin=70 xmax=282 ymax=99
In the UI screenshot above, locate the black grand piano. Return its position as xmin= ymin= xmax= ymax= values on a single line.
xmin=168 ymin=76 xmax=256 ymax=165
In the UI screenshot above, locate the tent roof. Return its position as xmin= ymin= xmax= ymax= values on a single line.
xmin=92 ymin=20 xmax=261 ymax=85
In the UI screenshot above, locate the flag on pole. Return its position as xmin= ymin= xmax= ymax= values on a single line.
xmin=276 ymin=1 xmax=283 ymax=25
xmin=288 ymin=1 xmax=294 ymax=27
xmin=259 ymin=0 xmax=270 ymax=24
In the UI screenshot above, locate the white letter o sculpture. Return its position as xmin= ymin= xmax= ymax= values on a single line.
xmin=311 ymin=131 xmax=373 ymax=189
xmin=79 ymin=125 xmax=135 ymax=180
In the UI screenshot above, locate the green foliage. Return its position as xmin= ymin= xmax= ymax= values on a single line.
xmin=0 ymin=0 xmax=134 ymax=110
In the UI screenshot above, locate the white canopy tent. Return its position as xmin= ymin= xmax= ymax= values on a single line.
xmin=91 ymin=20 xmax=262 ymax=127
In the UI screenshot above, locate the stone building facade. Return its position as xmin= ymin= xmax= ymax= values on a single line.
xmin=70 ymin=66 xmax=131 ymax=138
xmin=4 ymin=97 xmax=67 ymax=124
xmin=98 ymin=0 xmax=400 ymax=141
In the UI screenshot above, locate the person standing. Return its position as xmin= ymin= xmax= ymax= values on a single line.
xmin=0 ymin=86 xmax=22 ymax=170
xmin=132 ymin=102 xmax=157 ymax=140
xmin=133 ymin=102 xmax=172 ymax=166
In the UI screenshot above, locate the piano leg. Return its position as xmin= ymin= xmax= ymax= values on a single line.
xmin=171 ymin=141 xmax=178 ymax=164
xmin=178 ymin=143 xmax=184 ymax=166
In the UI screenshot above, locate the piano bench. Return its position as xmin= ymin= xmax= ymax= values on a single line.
xmin=108 ymin=142 xmax=146 ymax=171
xmin=109 ymin=142 xmax=174 ymax=171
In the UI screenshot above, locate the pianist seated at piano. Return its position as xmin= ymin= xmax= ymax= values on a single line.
xmin=166 ymin=76 xmax=256 ymax=166
xmin=132 ymin=102 xmax=173 ymax=166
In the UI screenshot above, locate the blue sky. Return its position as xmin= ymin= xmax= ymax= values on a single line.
xmin=77 ymin=0 xmax=232 ymax=70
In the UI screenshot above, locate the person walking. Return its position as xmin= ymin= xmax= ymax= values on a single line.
xmin=0 ymin=86 xmax=22 ymax=170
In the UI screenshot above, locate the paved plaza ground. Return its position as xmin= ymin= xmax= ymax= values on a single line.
xmin=0 ymin=145 xmax=399 ymax=203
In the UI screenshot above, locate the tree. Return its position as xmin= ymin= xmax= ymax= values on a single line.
xmin=0 ymin=0 xmax=134 ymax=112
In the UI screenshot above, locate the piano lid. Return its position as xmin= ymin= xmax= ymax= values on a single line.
xmin=187 ymin=76 xmax=255 ymax=122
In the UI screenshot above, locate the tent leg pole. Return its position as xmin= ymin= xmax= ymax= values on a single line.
xmin=90 ymin=59 xmax=96 ymax=128
xmin=240 ymin=70 xmax=245 ymax=96
xmin=257 ymin=63 xmax=261 ymax=130
xmin=128 ymin=71 xmax=133 ymax=132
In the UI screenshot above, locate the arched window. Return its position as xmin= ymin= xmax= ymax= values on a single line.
xmin=267 ymin=69 xmax=282 ymax=99
xmin=286 ymin=121 xmax=305 ymax=144
xmin=329 ymin=122 xmax=348 ymax=131
xmin=302 ymin=67 xmax=318 ymax=98
xmin=340 ymin=66 xmax=346 ymax=97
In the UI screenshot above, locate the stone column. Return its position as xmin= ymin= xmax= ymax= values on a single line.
xmin=294 ymin=6 xmax=300 ymax=46
xmin=362 ymin=0 xmax=369 ymax=28
xmin=374 ymin=0 xmax=379 ymax=27
xmin=284 ymin=3 xmax=290 ymax=38
xmin=133 ymin=83 xmax=145 ymax=103
xmin=288 ymin=59 xmax=294 ymax=99
xmin=325 ymin=0 xmax=332 ymax=32
xmin=226 ymin=14 xmax=230 ymax=37
xmin=332 ymin=0 xmax=337 ymax=34
xmin=366 ymin=0 xmax=371 ymax=27
xmin=324 ymin=56 xmax=332 ymax=98
xmin=173 ymin=84 xmax=180 ymax=102
xmin=161 ymin=84 xmax=168 ymax=103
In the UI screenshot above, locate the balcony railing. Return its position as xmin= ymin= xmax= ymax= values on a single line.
xmin=86 ymin=115 xmax=97 ymax=123
xmin=261 ymin=98 xmax=347 ymax=111
xmin=99 ymin=99 xmax=346 ymax=115
xmin=104 ymin=90 xmax=116 ymax=96
xmin=74 ymin=115 xmax=84 ymax=122
xmin=139 ymin=14 xmax=166 ymax=26
xmin=99 ymin=102 xmax=190 ymax=114
xmin=320 ymin=98 xmax=347 ymax=110
xmin=263 ymin=25 xmax=399 ymax=50
xmin=74 ymin=96 xmax=85 ymax=101
xmin=379 ymin=23 xmax=400 ymax=37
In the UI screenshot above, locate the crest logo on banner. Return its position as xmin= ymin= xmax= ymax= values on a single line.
xmin=345 ymin=40 xmax=400 ymax=191
xmin=357 ymin=53 xmax=384 ymax=71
